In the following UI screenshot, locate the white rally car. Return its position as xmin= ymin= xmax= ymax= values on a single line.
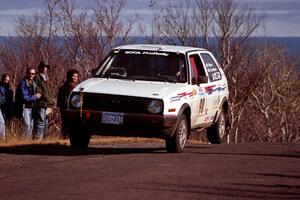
xmin=66 ymin=44 xmax=229 ymax=152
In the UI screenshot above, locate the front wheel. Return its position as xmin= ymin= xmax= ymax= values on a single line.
xmin=69 ymin=127 xmax=91 ymax=149
xmin=165 ymin=115 xmax=188 ymax=153
xmin=207 ymin=110 xmax=228 ymax=144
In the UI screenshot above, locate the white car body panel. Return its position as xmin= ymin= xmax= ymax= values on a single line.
xmin=73 ymin=78 xmax=189 ymax=99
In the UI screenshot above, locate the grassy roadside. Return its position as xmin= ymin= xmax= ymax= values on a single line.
xmin=0 ymin=135 xmax=205 ymax=147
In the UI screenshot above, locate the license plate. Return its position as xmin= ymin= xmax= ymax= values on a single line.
xmin=102 ymin=112 xmax=124 ymax=125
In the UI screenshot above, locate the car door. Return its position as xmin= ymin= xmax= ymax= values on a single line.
xmin=199 ymin=52 xmax=224 ymax=119
xmin=188 ymin=52 xmax=211 ymax=128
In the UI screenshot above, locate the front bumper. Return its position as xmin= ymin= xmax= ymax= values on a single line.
xmin=65 ymin=109 xmax=178 ymax=139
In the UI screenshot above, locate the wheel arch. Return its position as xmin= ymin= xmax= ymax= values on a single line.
xmin=222 ymin=98 xmax=229 ymax=115
xmin=207 ymin=97 xmax=229 ymax=144
xmin=213 ymin=96 xmax=229 ymax=124
xmin=172 ymin=103 xmax=191 ymax=138
xmin=221 ymin=97 xmax=229 ymax=126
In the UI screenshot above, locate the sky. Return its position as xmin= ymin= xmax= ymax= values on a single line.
xmin=0 ymin=0 xmax=299 ymax=37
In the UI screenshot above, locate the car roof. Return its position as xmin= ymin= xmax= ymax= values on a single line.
xmin=114 ymin=44 xmax=207 ymax=54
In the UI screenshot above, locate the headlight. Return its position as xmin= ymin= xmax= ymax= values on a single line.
xmin=148 ymin=100 xmax=163 ymax=114
xmin=70 ymin=94 xmax=81 ymax=108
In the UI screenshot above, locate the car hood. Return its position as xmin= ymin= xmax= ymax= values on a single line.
xmin=73 ymin=78 xmax=186 ymax=99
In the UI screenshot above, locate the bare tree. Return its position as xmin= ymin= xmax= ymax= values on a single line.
xmin=53 ymin=0 xmax=142 ymax=79
xmin=193 ymin=0 xmax=214 ymax=49
xmin=15 ymin=0 xmax=63 ymax=84
xmin=211 ymin=0 xmax=265 ymax=142
xmin=153 ymin=0 xmax=204 ymax=46
xmin=0 ymin=38 xmax=22 ymax=88
xmin=212 ymin=0 xmax=264 ymax=71
xmin=142 ymin=1 xmax=164 ymax=44
xmin=93 ymin=0 xmax=142 ymax=50
xmin=247 ymin=44 xmax=300 ymax=142
xmin=54 ymin=0 xmax=93 ymax=78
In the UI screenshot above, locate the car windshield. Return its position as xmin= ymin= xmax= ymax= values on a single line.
xmin=93 ymin=49 xmax=187 ymax=83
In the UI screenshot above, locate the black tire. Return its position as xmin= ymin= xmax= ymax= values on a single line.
xmin=165 ymin=115 xmax=188 ymax=153
xmin=207 ymin=110 xmax=228 ymax=144
xmin=69 ymin=127 xmax=91 ymax=149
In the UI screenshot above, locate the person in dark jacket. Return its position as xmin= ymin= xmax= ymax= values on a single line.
xmin=0 ymin=74 xmax=14 ymax=121
xmin=57 ymin=69 xmax=79 ymax=138
xmin=0 ymin=102 xmax=4 ymax=140
xmin=0 ymin=74 xmax=14 ymax=139
xmin=16 ymin=68 xmax=41 ymax=139
xmin=34 ymin=61 xmax=54 ymax=140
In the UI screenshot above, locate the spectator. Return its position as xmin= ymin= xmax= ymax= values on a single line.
xmin=16 ymin=68 xmax=41 ymax=139
xmin=0 ymin=74 xmax=14 ymax=140
xmin=34 ymin=61 xmax=54 ymax=140
xmin=0 ymin=74 xmax=14 ymax=120
xmin=57 ymin=69 xmax=79 ymax=138
xmin=0 ymin=107 xmax=4 ymax=140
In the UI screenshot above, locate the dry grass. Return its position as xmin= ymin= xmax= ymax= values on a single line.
xmin=0 ymin=137 xmax=67 ymax=147
xmin=0 ymin=135 xmax=204 ymax=147
xmin=90 ymin=136 xmax=164 ymax=145
xmin=0 ymin=135 xmax=164 ymax=147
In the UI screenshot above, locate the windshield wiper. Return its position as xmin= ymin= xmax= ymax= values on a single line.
xmin=155 ymin=74 xmax=177 ymax=83
xmin=131 ymin=74 xmax=176 ymax=83
xmin=105 ymin=74 xmax=133 ymax=80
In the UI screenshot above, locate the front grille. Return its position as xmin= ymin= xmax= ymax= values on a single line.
xmin=78 ymin=93 xmax=161 ymax=114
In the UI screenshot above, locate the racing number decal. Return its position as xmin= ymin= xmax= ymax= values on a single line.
xmin=198 ymin=98 xmax=205 ymax=114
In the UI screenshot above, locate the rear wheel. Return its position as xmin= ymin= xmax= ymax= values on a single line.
xmin=69 ymin=127 xmax=91 ymax=149
xmin=165 ymin=115 xmax=188 ymax=153
xmin=207 ymin=110 xmax=227 ymax=144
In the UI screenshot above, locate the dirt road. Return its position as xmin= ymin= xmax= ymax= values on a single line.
xmin=0 ymin=142 xmax=299 ymax=200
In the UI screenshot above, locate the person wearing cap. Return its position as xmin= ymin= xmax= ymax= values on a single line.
xmin=15 ymin=68 xmax=41 ymax=139
xmin=57 ymin=69 xmax=79 ymax=139
xmin=34 ymin=61 xmax=54 ymax=140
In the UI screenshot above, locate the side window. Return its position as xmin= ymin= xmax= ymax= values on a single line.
xmin=200 ymin=53 xmax=221 ymax=82
xmin=189 ymin=54 xmax=206 ymax=85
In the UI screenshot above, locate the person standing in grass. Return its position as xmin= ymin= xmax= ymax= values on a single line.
xmin=0 ymin=74 xmax=14 ymax=140
xmin=57 ymin=69 xmax=79 ymax=139
xmin=34 ymin=61 xmax=54 ymax=140
xmin=0 ymin=97 xmax=5 ymax=140
xmin=16 ymin=68 xmax=41 ymax=139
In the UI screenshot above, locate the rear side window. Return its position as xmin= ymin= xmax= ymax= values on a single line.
xmin=200 ymin=53 xmax=221 ymax=82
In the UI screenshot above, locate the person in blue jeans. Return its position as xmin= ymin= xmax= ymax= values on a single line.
xmin=0 ymin=110 xmax=5 ymax=140
xmin=16 ymin=68 xmax=41 ymax=139
xmin=34 ymin=61 xmax=54 ymax=140
xmin=0 ymin=74 xmax=13 ymax=140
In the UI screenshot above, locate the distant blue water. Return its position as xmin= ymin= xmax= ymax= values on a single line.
xmin=252 ymin=37 xmax=300 ymax=56
xmin=1 ymin=36 xmax=299 ymax=56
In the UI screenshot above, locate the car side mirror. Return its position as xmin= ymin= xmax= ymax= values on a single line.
xmin=199 ymin=75 xmax=208 ymax=84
